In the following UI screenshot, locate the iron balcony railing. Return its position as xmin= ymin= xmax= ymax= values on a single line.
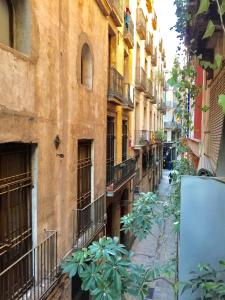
xmin=133 ymin=168 xmax=140 ymax=191
xmin=124 ymin=16 xmax=134 ymax=49
xmin=108 ymin=67 xmax=124 ymax=103
xmin=151 ymin=48 xmax=157 ymax=66
xmin=95 ymin=0 xmax=111 ymax=16
xmin=150 ymin=87 xmax=157 ymax=104
xmin=164 ymin=121 xmax=181 ymax=129
xmin=136 ymin=7 xmax=146 ymax=40
xmin=0 ymin=231 xmax=58 ymax=300
xmin=157 ymin=101 xmax=166 ymax=114
xmin=135 ymin=130 xmax=151 ymax=146
xmin=106 ymin=158 xmax=136 ymax=191
xmin=135 ymin=66 xmax=147 ymax=92
xmin=108 ymin=0 xmax=124 ymax=26
xmin=73 ymin=195 xmax=105 ymax=249
xmin=145 ymin=79 xmax=153 ymax=99
xmin=159 ymin=39 xmax=163 ymax=53
xmin=145 ymin=32 xmax=153 ymax=55
xmin=123 ymin=83 xmax=134 ymax=109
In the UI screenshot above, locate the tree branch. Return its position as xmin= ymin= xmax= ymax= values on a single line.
xmin=216 ymin=0 xmax=225 ymax=35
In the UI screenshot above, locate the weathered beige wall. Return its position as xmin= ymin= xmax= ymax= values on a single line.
xmin=0 ymin=0 xmax=107 ymax=261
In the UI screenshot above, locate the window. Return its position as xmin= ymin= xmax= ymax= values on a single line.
xmin=77 ymin=140 xmax=92 ymax=209
xmin=77 ymin=140 xmax=92 ymax=238
xmin=0 ymin=143 xmax=32 ymax=299
xmin=0 ymin=0 xmax=13 ymax=46
xmin=81 ymin=43 xmax=93 ymax=90
xmin=0 ymin=0 xmax=31 ymax=54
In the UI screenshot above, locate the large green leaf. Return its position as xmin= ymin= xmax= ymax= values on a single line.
xmin=197 ymin=0 xmax=210 ymax=15
xmin=219 ymin=0 xmax=225 ymax=15
xmin=218 ymin=94 xmax=225 ymax=113
xmin=215 ymin=54 xmax=222 ymax=69
xmin=202 ymin=20 xmax=215 ymax=39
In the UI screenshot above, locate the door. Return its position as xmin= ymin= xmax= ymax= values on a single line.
xmin=0 ymin=143 xmax=32 ymax=299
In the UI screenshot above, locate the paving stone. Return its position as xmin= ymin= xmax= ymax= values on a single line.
xmin=130 ymin=170 xmax=176 ymax=300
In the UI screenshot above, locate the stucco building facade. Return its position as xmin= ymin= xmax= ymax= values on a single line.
xmin=0 ymin=0 xmax=166 ymax=299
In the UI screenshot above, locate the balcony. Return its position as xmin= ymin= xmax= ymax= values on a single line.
xmin=136 ymin=8 xmax=146 ymax=40
xmin=124 ymin=16 xmax=134 ymax=49
xmin=186 ymin=138 xmax=201 ymax=158
xmin=135 ymin=66 xmax=147 ymax=92
xmin=108 ymin=0 xmax=124 ymax=27
xmin=151 ymin=48 xmax=157 ymax=66
xmin=95 ymin=0 xmax=111 ymax=16
xmin=145 ymin=79 xmax=153 ymax=99
xmin=152 ymin=11 xmax=157 ymax=30
xmin=73 ymin=195 xmax=106 ymax=249
xmin=159 ymin=39 xmax=163 ymax=53
xmin=108 ymin=67 xmax=124 ymax=104
xmin=150 ymin=87 xmax=157 ymax=104
xmin=146 ymin=0 xmax=153 ymax=13
xmin=134 ymin=130 xmax=151 ymax=146
xmin=123 ymin=83 xmax=134 ymax=110
xmin=157 ymin=101 xmax=166 ymax=114
xmin=164 ymin=121 xmax=181 ymax=130
xmin=162 ymin=49 xmax=165 ymax=61
xmin=145 ymin=32 xmax=153 ymax=55
xmin=0 ymin=231 xmax=58 ymax=300
xmin=106 ymin=158 xmax=136 ymax=196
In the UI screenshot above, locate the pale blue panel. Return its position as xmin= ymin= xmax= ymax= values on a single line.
xmin=179 ymin=176 xmax=225 ymax=300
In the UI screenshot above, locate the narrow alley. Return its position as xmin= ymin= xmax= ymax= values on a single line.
xmin=131 ymin=169 xmax=176 ymax=300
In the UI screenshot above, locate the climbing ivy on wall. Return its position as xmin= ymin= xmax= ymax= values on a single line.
xmin=173 ymin=0 xmax=225 ymax=112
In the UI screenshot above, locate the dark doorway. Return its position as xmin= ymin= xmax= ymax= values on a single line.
xmin=120 ymin=189 xmax=129 ymax=247
xmin=72 ymin=275 xmax=90 ymax=300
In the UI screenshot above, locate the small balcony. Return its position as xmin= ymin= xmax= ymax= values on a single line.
xmin=150 ymin=87 xmax=157 ymax=104
xmin=162 ymin=49 xmax=165 ymax=61
xmin=95 ymin=0 xmax=111 ymax=16
xmin=146 ymin=0 xmax=153 ymax=13
xmin=159 ymin=39 xmax=163 ymax=53
xmin=124 ymin=16 xmax=134 ymax=49
xmin=136 ymin=8 xmax=146 ymax=40
xmin=123 ymin=83 xmax=134 ymax=110
xmin=145 ymin=79 xmax=153 ymax=99
xmin=152 ymin=11 xmax=157 ymax=31
xmin=73 ymin=195 xmax=106 ymax=249
xmin=158 ymin=101 xmax=167 ymax=113
xmin=0 ymin=231 xmax=58 ymax=300
xmin=106 ymin=158 xmax=136 ymax=197
xmin=164 ymin=121 xmax=182 ymax=130
xmin=151 ymin=49 xmax=157 ymax=66
xmin=145 ymin=32 xmax=153 ymax=55
xmin=108 ymin=67 xmax=124 ymax=104
xmin=108 ymin=0 xmax=124 ymax=27
xmin=134 ymin=130 xmax=151 ymax=146
xmin=135 ymin=66 xmax=147 ymax=92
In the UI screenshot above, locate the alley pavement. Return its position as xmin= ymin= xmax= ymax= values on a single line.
xmin=131 ymin=169 xmax=176 ymax=300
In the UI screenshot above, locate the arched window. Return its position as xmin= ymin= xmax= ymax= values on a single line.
xmin=0 ymin=0 xmax=13 ymax=47
xmin=81 ymin=43 xmax=93 ymax=90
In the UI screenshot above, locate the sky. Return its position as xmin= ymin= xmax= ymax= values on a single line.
xmin=154 ymin=0 xmax=179 ymax=71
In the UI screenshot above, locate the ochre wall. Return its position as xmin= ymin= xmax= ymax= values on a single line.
xmin=0 ymin=0 xmax=108 ymax=259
